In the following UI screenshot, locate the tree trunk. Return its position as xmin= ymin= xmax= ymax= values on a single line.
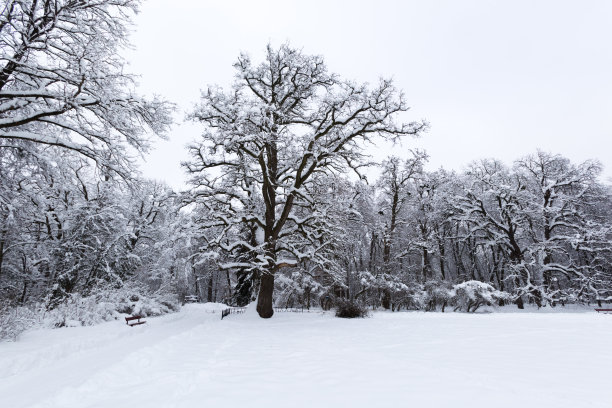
xmin=381 ymin=290 xmax=391 ymax=310
xmin=234 ymin=269 xmax=252 ymax=307
xmin=0 ymin=239 xmax=4 ymax=279
xmin=422 ymin=247 xmax=431 ymax=281
xmin=515 ymin=295 xmax=525 ymax=309
xmin=213 ymin=272 xmax=219 ymax=302
xmin=207 ymin=273 xmax=213 ymax=302
xmin=438 ymin=238 xmax=446 ymax=280
xmin=226 ymin=270 xmax=233 ymax=303
xmin=256 ymin=272 xmax=275 ymax=318
xmin=20 ymin=279 xmax=27 ymax=304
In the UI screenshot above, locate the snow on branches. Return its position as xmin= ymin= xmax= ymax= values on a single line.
xmin=0 ymin=0 xmax=172 ymax=177
xmin=185 ymin=44 xmax=426 ymax=318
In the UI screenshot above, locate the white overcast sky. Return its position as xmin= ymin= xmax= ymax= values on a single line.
xmin=128 ymin=0 xmax=612 ymax=188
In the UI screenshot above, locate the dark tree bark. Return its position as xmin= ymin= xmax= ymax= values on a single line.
xmin=0 ymin=238 xmax=4 ymax=279
xmin=256 ymin=273 xmax=275 ymax=318
xmin=207 ymin=273 xmax=213 ymax=303
xmin=438 ymin=238 xmax=446 ymax=280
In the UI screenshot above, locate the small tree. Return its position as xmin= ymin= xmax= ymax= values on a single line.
xmin=451 ymin=281 xmax=510 ymax=312
xmin=186 ymin=44 xmax=426 ymax=318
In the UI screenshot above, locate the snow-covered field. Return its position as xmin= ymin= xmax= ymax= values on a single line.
xmin=1 ymin=304 xmax=611 ymax=408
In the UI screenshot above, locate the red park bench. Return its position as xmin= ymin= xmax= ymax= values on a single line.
xmin=125 ymin=315 xmax=146 ymax=326
xmin=594 ymin=309 xmax=612 ymax=314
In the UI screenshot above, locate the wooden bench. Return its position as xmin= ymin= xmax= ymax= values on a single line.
xmin=594 ymin=308 xmax=612 ymax=314
xmin=125 ymin=315 xmax=146 ymax=326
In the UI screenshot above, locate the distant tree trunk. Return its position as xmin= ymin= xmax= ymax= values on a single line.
xmin=515 ymin=294 xmax=525 ymax=309
xmin=466 ymin=239 xmax=480 ymax=281
xmin=438 ymin=238 xmax=446 ymax=280
xmin=20 ymin=254 xmax=28 ymax=304
xmin=511 ymin=258 xmax=525 ymax=310
xmin=213 ymin=272 xmax=219 ymax=302
xmin=369 ymin=232 xmax=378 ymax=271
xmin=225 ymin=270 xmax=233 ymax=303
xmin=207 ymin=273 xmax=213 ymax=302
xmin=234 ymin=269 xmax=253 ymax=307
xmin=20 ymin=280 xmax=27 ymax=304
xmin=491 ymin=248 xmax=505 ymax=291
xmin=0 ymin=238 xmax=4 ymax=279
xmin=345 ymin=261 xmax=352 ymax=300
xmin=422 ymin=247 xmax=431 ymax=281
xmin=451 ymin=230 xmax=467 ymax=279
xmin=381 ymin=288 xmax=391 ymax=309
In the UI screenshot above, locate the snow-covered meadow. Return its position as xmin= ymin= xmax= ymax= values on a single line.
xmin=1 ymin=304 xmax=610 ymax=408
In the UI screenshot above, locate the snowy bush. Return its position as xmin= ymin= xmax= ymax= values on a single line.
xmin=275 ymin=272 xmax=323 ymax=309
xmin=57 ymin=287 xmax=179 ymax=325
xmin=357 ymin=270 xmax=417 ymax=311
xmin=424 ymin=280 xmax=454 ymax=311
xmin=0 ymin=287 xmax=180 ymax=341
xmin=48 ymin=294 xmax=118 ymax=328
xmin=100 ymin=287 xmax=180 ymax=318
xmin=451 ymin=281 xmax=511 ymax=312
xmin=0 ymin=303 xmax=42 ymax=341
xmin=335 ymin=299 xmax=369 ymax=318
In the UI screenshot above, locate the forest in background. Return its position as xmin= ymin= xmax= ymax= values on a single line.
xmin=1 ymin=1 xmax=611 ymax=336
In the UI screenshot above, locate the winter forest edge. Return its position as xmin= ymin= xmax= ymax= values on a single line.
xmin=1 ymin=1 xmax=612 ymax=340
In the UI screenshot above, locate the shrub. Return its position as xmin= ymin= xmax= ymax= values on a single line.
xmin=451 ymin=280 xmax=511 ymax=312
xmin=0 ymin=304 xmax=42 ymax=341
xmin=424 ymin=280 xmax=454 ymax=311
xmin=335 ymin=298 xmax=369 ymax=318
xmin=0 ymin=286 xmax=180 ymax=342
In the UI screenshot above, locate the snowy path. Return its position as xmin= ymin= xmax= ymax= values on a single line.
xmin=1 ymin=306 xmax=611 ymax=408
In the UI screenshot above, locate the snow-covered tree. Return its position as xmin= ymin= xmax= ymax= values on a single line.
xmin=451 ymin=280 xmax=510 ymax=312
xmin=516 ymin=151 xmax=611 ymax=304
xmin=0 ymin=0 xmax=172 ymax=176
xmin=452 ymin=159 xmax=537 ymax=307
xmin=185 ymin=44 xmax=426 ymax=317
xmin=375 ymin=151 xmax=426 ymax=307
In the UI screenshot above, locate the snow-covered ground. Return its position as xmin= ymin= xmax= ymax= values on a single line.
xmin=1 ymin=304 xmax=611 ymax=408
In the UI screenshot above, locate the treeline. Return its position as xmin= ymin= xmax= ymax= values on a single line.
xmin=0 ymin=148 xmax=183 ymax=305
xmin=186 ymin=151 xmax=612 ymax=311
xmin=4 ymin=147 xmax=610 ymax=313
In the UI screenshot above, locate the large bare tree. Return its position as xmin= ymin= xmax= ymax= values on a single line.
xmin=185 ymin=44 xmax=426 ymax=318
